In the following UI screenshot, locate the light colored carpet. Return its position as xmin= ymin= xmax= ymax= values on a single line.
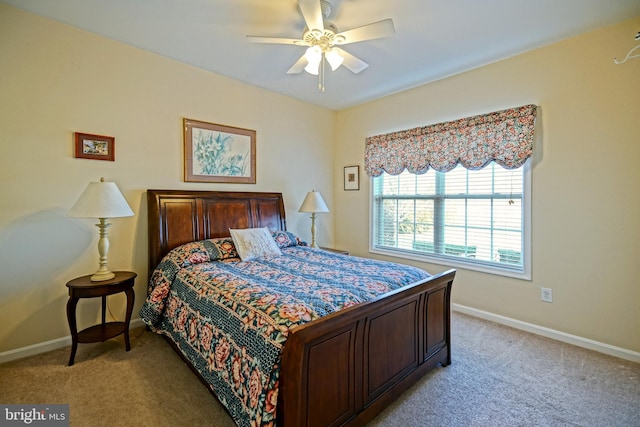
xmin=1 ymin=312 xmax=638 ymax=426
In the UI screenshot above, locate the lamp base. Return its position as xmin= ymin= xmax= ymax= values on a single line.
xmin=91 ymin=270 xmax=115 ymax=282
xmin=91 ymin=218 xmax=115 ymax=281
xmin=309 ymin=212 xmax=318 ymax=248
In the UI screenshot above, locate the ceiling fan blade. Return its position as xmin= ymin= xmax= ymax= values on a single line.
xmin=246 ymin=36 xmax=306 ymax=46
xmin=335 ymin=18 xmax=395 ymax=45
xmin=286 ymin=53 xmax=308 ymax=74
xmin=298 ymin=0 xmax=324 ymax=35
xmin=336 ymin=48 xmax=369 ymax=74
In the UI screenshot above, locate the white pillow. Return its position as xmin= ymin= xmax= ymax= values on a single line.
xmin=229 ymin=227 xmax=282 ymax=261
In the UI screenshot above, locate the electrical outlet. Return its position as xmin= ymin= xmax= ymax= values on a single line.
xmin=541 ymin=287 xmax=553 ymax=303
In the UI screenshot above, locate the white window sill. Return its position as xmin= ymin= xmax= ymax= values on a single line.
xmin=369 ymin=246 xmax=531 ymax=281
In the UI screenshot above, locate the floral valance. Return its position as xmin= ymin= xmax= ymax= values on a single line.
xmin=364 ymin=104 xmax=537 ymax=177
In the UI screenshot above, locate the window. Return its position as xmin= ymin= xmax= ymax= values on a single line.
xmin=371 ymin=161 xmax=530 ymax=279
xmin=364 ymin=104 xmax=537 ymax=278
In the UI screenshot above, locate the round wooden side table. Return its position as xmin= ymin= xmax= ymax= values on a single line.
xmin=65 ymin=271 xmax=136 ymax=366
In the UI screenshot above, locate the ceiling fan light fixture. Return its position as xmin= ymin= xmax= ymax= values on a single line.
xmin=325 ymin=47 xmax=344 ymax=71
xmin=304 ymin=62 xmax=320 ymax=75
xmin=304 ymin=45 xmax=322 ymax=75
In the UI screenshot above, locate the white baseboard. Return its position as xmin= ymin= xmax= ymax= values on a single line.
xmin=453 ymin=303 xmax=640 ymax=364
xmin=0 ymin=318 xmax=145 ymax=364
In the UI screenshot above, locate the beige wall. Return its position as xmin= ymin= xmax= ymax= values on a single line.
xmin=334 ymin=17 xmax=640 ymax=353
xmin=1 ymin=3 xmax=639 ymax=358
xmin=0 ymin=4 xmax=335 ymax=353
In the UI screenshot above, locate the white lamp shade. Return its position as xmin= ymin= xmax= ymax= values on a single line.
xmin=325 ymin=48 xmax=344 ymax=71
xmin=298 ymin=191 xmax=329 ymax=213
xmin=68 ymin=180 xmax=134 ymax=218
xmin=304 ymin=46 xmax=322 ymax=75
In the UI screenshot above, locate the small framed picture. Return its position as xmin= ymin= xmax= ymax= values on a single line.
xmin=74 ymin=132 xmax=115 ymax=161
xmin=184 ymin=118 xmax=256 ymax=184
xmin=344 ymin=165 xmax=360 ymax=191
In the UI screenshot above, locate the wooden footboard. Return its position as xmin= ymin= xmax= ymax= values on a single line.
xmin=279 ymin=268 xmax=455 ymax=427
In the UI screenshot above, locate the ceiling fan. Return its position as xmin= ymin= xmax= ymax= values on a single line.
xmin=246 ymin=0 xmax=395 ymax=91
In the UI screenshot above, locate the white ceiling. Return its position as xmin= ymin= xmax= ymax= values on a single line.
xmin=4 ymin=0 xmax=640 ymax=110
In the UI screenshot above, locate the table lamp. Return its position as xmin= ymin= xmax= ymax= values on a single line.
xmin=68 ymin=178 xmax=134 ymax=281
xmin=298 ymin=190 xmax=329 ymax=248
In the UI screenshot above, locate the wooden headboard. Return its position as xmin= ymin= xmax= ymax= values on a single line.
xmin=147 ymin=190 xmax=287 ymax=275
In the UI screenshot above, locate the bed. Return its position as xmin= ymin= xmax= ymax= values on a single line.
xmin=141 ymin=189 xmax=456 ymax=427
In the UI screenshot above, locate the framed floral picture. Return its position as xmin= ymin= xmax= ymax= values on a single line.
xmin=74 ymin=132 xmax=115 ymax=161
xmin=183 ymin=118 xmax=256 ymax=184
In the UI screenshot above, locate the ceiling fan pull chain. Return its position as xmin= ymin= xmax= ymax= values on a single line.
xmin=320 ymin=57 xmax=325 ymax=92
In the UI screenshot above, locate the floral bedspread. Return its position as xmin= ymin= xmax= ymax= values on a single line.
xmin=139 ymin=231 xmax=430 ymax=427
